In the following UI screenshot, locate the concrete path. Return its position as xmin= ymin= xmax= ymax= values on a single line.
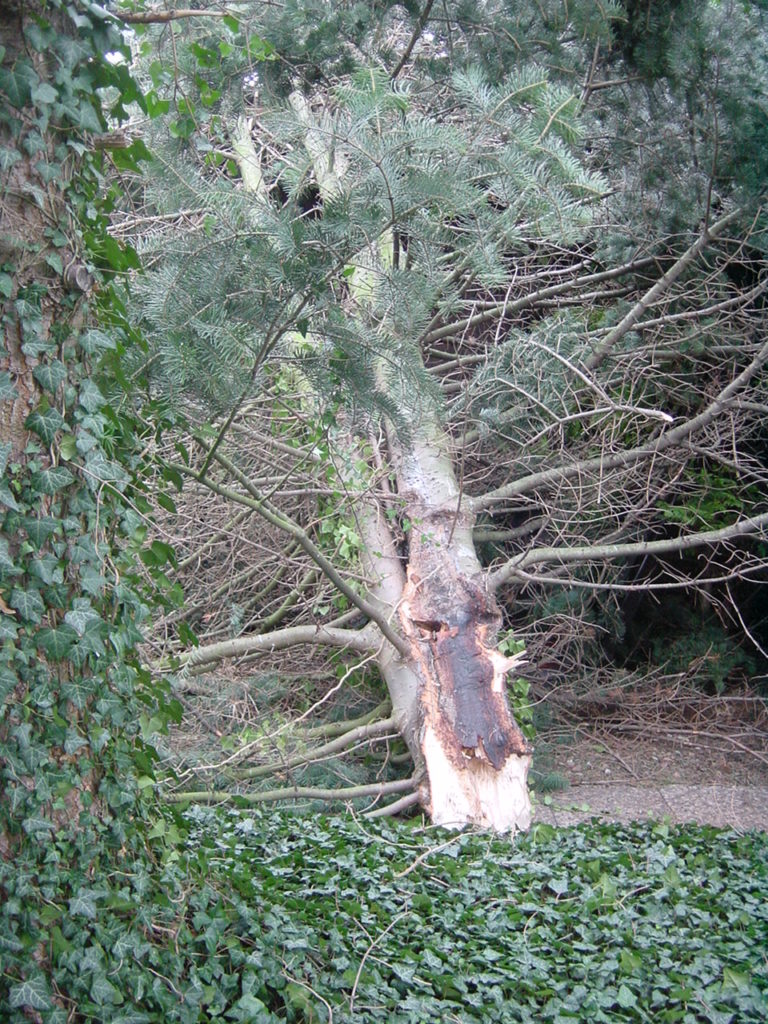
xmin=533 ymin=783 xmax=768 ymax=831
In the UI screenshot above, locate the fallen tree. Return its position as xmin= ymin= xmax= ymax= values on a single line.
xmin=122 ymin=0 xmax=768 ymax=831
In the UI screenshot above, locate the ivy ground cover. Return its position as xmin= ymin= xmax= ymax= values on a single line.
xmin=6 ymin=810 xmax=767 ymax=1023
xmin=180 ymin=811 xmax=768 ymax=1024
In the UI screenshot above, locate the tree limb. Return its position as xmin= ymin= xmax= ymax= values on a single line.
xmin=490 ymin=510 xmax=768 ymax=589
xmin=391 ymin=0 xmax=436 ymax=80
xmin=472 ymin=337 xmax=768 ymax=510
xmin=178 ymin=622 xmax=377 ymax=673
xmin=167 ymin=452 xmax=411 ymax=656
xmin=583 ymin=208 xmax=742 ymax=372
xmin=118 ymin=7 xmax=233 ymax=25
xmin=235 ymin=716 xmax=398 ymax=780
xmin=167 ymin=777 xmax=416 ymax=805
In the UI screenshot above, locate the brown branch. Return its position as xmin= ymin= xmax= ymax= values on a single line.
xmin=422 ymin=257 xmax=658 ymax=347
xmin=118 ymin=7 xmax=232 ymax=25
xmin=364 ymin=791 xmax=420 ymax=819
xmin=301 ymin=700 xmax=392 ymax=740
xmin=583 ymin=207 xmax=742 ymax=372
xmin=167 ymin=453 xmax=410 ymax=657
xmin=178 ymin=622 xmax=377 ymax=673
xmin=472 ymin=336 xmax=768 ymax=510
xmin=391 ymin=0 xmax=436 ymax=80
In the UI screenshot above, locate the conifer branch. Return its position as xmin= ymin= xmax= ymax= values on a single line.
xmin=391 ymin=0 xmax=436 ymax=80
xmin=118 ymin=7 xmax=233 ymax=25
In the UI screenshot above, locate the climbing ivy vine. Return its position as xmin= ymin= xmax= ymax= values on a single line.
xmin=0 ymin=2 xmax=181 ymax=1016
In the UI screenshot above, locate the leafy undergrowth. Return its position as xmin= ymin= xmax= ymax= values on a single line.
xmin=180 ymin=813 xmax=767 ymax=1023
xmin=10 ymin=812 xmax=767 ymax=1024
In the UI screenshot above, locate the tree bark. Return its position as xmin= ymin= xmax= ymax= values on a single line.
xmin=364 ymin=423 xmax=532 ymax=831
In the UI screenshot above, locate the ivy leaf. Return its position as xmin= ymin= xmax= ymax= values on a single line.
xmin=0 ymin=665 xmax=16 ymax=701
xmin=36 ymin=624 xmax=78 ymax=661
xmin=9 ymin=975 xmax=52 ymax=1011
xmin=78 ymin=378 xmax=105 ymax=412
xmin=0 ymin=537 xmax=19 ymax=576
xmin=85 ymin=450 xmax=128 ymax=488
xmin=91 ymin=973 xmax=123 ymax=1006
xmin=33 ymin=360 xmax=68 ymax=394
xmin=32 ymin=465 xmax=75 ymax=494
xmin=79 ymin=328 xmax=116 ymax=353
xmin=64 ymin=604 xmax=100 ymax=635
xmin=617 ymin=984 xmax=637 ymax=1009
xmin=0 ymin=481 xmax=20 ymax=511
xmin=22 ymin=815 xmax=55 ymax=837
xmin=10 ymin=586 xmax=45 ymax=623
xmin=0 ymin=61 xmax=39 ymax=108
xmin=25 ymin=406 xmax=66 ymax=444
xmin=68 ymin=891 xmax=98 ymax=919
xmin=0 ymin=616 xmax=18 ymax=641
xmin=31 ymin=553 xmax=61 ymax=585
xmin=31 ymin=81 xmax=58 ymax=105
xmin=64 ymin=729 xmax=89 ymax=755
xmin=25 ymin=516 xmax=60 ymax=548
xmin=0 ymin=369 xmax=16 ymax=395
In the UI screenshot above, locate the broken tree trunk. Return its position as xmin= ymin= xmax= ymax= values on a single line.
xmin=371 ymin=425 xmax=533 ymax=832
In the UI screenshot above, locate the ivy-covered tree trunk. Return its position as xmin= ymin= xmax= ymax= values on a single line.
xmin=0 ymin=5 xmax=171 ymax=1015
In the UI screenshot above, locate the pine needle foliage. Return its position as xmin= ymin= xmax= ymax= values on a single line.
xmin=130 ymin=25 xmax=607 ymax=430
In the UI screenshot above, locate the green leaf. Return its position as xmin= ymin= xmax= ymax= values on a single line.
xmin=60 ymin=434 xmax=78 ymax=460
xmin=0 ymin=273 xmax=12 ymax=299
xmin=33 ymin=360 xmax=68 ymax=394
xmin=78 ymin=378 xmax=105 ymax=412
xmin=45 ymin=250 xmax=63 ymax=273
xmin=0 ymin=616 xmax=18 ymax=640
xmin=617 ymin=984 xmax=637 ymax=1008
xmin=25 ymin=406 xmax=66 ymax=444
xmin=31 ymin=81 xmax=58 ymax=105
xmin=156 ymin=491 xmax=177 ymax=514
xmin=0 ymin=481 xmax=19 ymax=511
xmin=32 ymin=465 xmax=75 ymax=495
xmin=25 ymin=516 xmax=60 ymax=547
xmin=9 ymin=976 xmax=52 ymax=1011
xmin=0 ymin=665 xmax=16 ymax=701
xmin=0 ymin=61 xmax=38 ymax=108
xmin=64 ymin=605 xmax=101 ymax=636
xmin=0 ymin=537 xmax=19 ymax=575
xmin=36 ymin=624 xmax=78 ymax=660
xmin=10 ymin=586 xmax=45 ymax=623
xmin=79 ymin=328 xmax=116 ymax=353
xmin=69 ymin=892 xmax=98 ymax=919
xmin=91 ymin=974 xmax=123 ymax=1006
xmin=22 ymin=815 xmax=55 ymax=836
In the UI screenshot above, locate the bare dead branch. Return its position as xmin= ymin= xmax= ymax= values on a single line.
xmin=177 ymin=622 xmax=378 ymax=673
xmin=391 ymin=0 xmax=436 ymax=80
xmin=584 ymin=207 xmax=743 ymax=372
xmin=118 ymin=7 xmax=233 ymax=25
xmin=490 ymin=510 xmax=768 ymax=589
xmin=472 ymin=337 xmax=768 ymax=509
xmin=235 ymin=716 xmax=398 ymax=780
xmin=167 ymin=776 xmax=416 ymax=805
